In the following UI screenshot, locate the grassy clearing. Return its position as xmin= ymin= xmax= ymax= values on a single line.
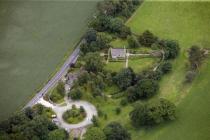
xmin=125 ymin=1 xmax=210 ymax=140
xmin=0 ymin=1 xmax=97 ymax=120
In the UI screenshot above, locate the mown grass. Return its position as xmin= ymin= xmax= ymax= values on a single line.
xmin=125 ymin=1 xmax=210 ymax=140
xmin=0 ymin=1 xmax=97 ymax=120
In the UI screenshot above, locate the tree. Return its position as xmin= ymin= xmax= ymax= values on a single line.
xmin=89 ymin=14 xmax=111 ymax=32
xmin=163 ymin=40 xmax=180 ymax=60
xmin=77 ymin=71 xmax=90 ymax=86
xmin=109 ymin=18 xmax=124 ymax=33
xmin=135 ymin=79 xmax=159 ymax=99
xmin=114 ymin=67 xmax=135 ymax=90
xmin=24 ymin=107 xmax=34 ymax=119
xmin=103 ymin=122 xmax=131 ymax=140
xmin=84 ymin=52 xmax=104 ymax=73
xmin=119 ymin=25 xmax=131 ymax=39
xmin=130 ymin=98 xmax=176 ymax=127
xmin=85 ymin=28 xmax=97 ymax=43
xmin=158 ymin=61 xmax=172 ymax=74
xmin=128 ymin=36 xmax=140 ymax=48
xmin=48 ymin=129 xmax=68 ymax=140
xmin=126 ymin=86 xmax=138 ymax=102
xmin=138 ymin=30 xmax=158 ymax=47
xmin=137 ymin=69 xmax=163 ymax=81
xmin=68 ymin=88 xmax=83 ymax=100
xmin=84 ymin=127 xmax=106 ymax=140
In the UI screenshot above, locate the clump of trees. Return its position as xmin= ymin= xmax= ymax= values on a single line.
xmin=127 ymin=79 xmax=159 ymax=102
xmin=0 ymin=107 xmax=68 ymax=140
xmin=103 ymin=122 xmax=131 ymax=140
xmin=138 ymin=30 xmax=158 ymax=47
xmin=88 ymin=0 xmax=142 ymax=39
xmin=81 ymin=29 xmax=111 ymax=54
xmin=84 ymin=121 xmax=130 ymax=140
xmin=130 ymin=98 xmax=176 ymax=127
xmin=84 ymin=127 xmax=106 ymax=140
xmin=128 ymin=35 xmax=140 ymax=48
xmin=97 ymin=0 xmax=141 ymax=18
xmin=75 ymin=70 xmax=106 ymax=98
xmin=68 ymin=88 xmax=83 ymax=100
xmin=84 ymin=52 xmax=104 ymax=73
xmin=185 ymin=45 xmax=206 ymax=83
xmin=113 ymin=67 xmax=136 ymax=90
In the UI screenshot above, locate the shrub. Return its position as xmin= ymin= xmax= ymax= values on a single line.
xmin=115 ymin=107 xmax=121 ymax=115
xmin=188 ymin=45 xmax=205 ymax=70
xmin=185 ymin=70 xmax=196 ymax=83
xmin=91 ymin=115 xmax=99 ymax=127
xmin=120 ymin=98 xmax=128 ymax=106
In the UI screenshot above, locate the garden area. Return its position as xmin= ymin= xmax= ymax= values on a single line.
xmin=62 ymin=105 xmax=86 ymax=124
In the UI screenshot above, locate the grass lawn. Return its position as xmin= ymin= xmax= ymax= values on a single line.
xmin=49 ymin=88 xmax=65 ymax=104
xmin=128 ymin=58 xmax=157 ymax=73
xmin=105 ymin=61 xmax=125 ymax=72
xmin=125 ymin=1 xmax=210 ymax=140
xmin=0 ymin=1 xmax=97 ymax=120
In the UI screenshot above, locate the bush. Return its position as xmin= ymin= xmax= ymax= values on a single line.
xmin=68 ymin=88 xmax=83 ymax=100
xmin=115 ymin=107 xmax=121 ymax=115
xmin=91 ymin=115 xmax=99 ymax=127
xmin=188 ymin=45 xmax=205 ymax=70
xmin=120 ymin=98 xmax=128 ymax=106
xmin=185 ymin=70 xmax=196 ymax=83
xmin=130 ymin=98 xmax=176 ymax=127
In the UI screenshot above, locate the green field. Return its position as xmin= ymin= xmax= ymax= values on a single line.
xmin=126 ymin=1 xmax=210 ymax=140
xmin=0 ymin=1 xmax=97 ymax=120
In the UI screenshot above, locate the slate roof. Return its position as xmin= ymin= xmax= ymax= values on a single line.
xmin=111 ymin=48 xmax=126 ymax=59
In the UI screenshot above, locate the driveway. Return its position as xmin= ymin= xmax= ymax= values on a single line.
xmin=37 ymin=96 xmax=97 ymax=131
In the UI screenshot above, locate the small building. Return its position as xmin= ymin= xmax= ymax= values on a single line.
xmin=110 ymin=48 xmax=126 ymax=59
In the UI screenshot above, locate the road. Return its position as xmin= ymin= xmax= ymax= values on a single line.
xmin=24 ymin=41 xmax=83 ymax=108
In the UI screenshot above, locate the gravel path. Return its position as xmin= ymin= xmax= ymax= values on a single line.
xmin=37 ymin=96 xmax=97 ymax=131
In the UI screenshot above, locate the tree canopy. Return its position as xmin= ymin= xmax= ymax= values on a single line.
xmin=84 ymin=127 xmax=106 ymax=140
xmin=103 ymin=122 xmax=131 ymax=140
xmin=84 ymin=52 xmax=104 ymax=73
xmin=130 ymin=98 xmax=176 ymax=127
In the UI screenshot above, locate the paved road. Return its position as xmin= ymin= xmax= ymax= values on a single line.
xmin=24 ymin=41 xmax=83 ymax=108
